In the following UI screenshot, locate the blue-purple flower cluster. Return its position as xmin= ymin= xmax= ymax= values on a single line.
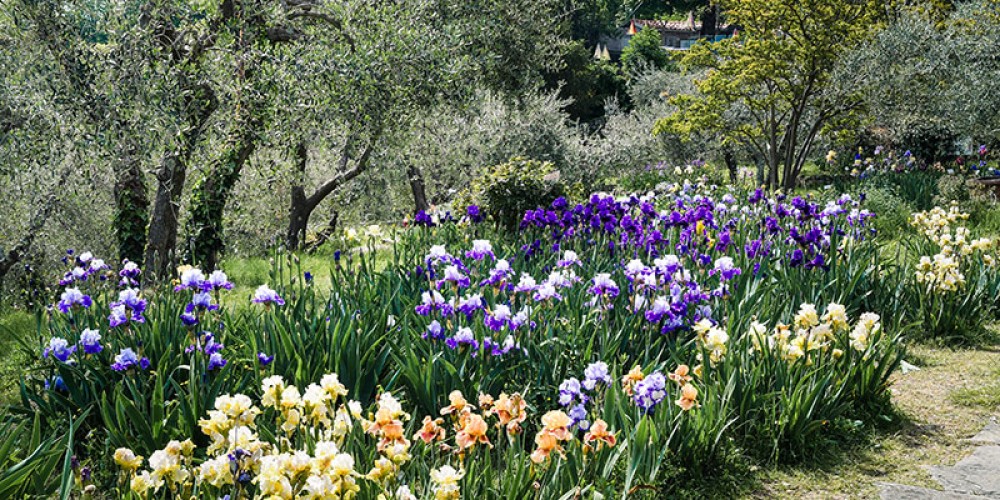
xmin=40 ymin=257 xmax=256 ymax=382
xmin=519 ymin=188 xmax=874 ymax=277
xmin=632 ymin=372 xmax=668 ymax=412
xmin=58 ymin=251 xmax=110 ymax=286
xmin=412 ymin=205 xmax=485 ymax=228
xmin=557 ymin=361 xmax=612 ymax=430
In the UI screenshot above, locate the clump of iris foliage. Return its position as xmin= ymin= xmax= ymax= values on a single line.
xmin=3 ymin=177 xmax=1000 ymax=499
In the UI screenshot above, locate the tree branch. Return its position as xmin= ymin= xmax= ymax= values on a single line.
xmin=304 ymin=129 xmax=382 ymax=211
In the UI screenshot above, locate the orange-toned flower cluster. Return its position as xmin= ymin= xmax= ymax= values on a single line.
xmin=417 ymin=390 xmax=530 ymax=460
xmin=530 ymin=410 xmax=573 ymax=464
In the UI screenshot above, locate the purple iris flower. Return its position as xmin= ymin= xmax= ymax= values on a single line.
xmin=465 ymin=240 xmax=495 ymax=261
xmin=568 ymin=403 xmax=590 ymax=430
xmin=79 ymin=329 xmax=103 ymax=355
xmin=414 ymin=210 xmax=435 ymax=227
xmin=415 ymin=290 xmax=451 ymax=317
xmin=456 ymin=294 xmax=484 ymax=318
xmin=806 ymin=253 xmax=828 ymax=271
xmin=202 ymin=332 xmax=224 ymax=355
xmin=190 ymin=292 xmax=218 ymax=312
xmin=466 ymin=205 xmax=484 ymax=224
xmin=789 ymin=249 xmax=805 ymax=267
xmin=206 ymin=270 xmax=233 ymax=291
xmin=108 ymin=289 xmax=147 ymax=328
xmin=43 ymin=337 xmax=75 ymax=362
xmin=558 ymin=378 xmax=584 ymax=406
xmin=510 ymin=308 xmax=534 ymax=331
xmin=174 ymin=268 xmax=206 ymax=292
xmin=180 ymin=308 xmax=199 ymax=327
xmin=258 ymin=352 xmax=275 ymax=366
xmin=251 ymin=285 xmax=285 ymax=306
xmin=46 ymin=376 xmax=68 ymax=392
xmin=207 ymin=352 xmax=227 ymax=371
xmin=512 ymin=273 xmax=538 ymax=293
xmin=633 ymin=372 xmax=667 ymax=412
xmin=445 ymin=327 xmax=479 ymax=351
xmin=423 ymin=320 xmax=445 ymax=340
xmin=439 ymin=265 xmax=471 ymax=289
xmin=532 ymin=283 xmax=562 ymax=302
xmin=583 ymin=361 xmax=611 ymax=390
xmin=645 ymin=296 xmax=672 ymax=323
xmin=57 ymin=288 xmax=92 ymax=313
xmin=588 ymin=274 xmax=620 ymax=298
xmin=119 ymin=260 xmax=142 ymax=287
xmin=111 ymin=348 xmax=149 ymax=371
xmin=484 ymin=304 xmax=511 ymax=331
xmin=712 ymin=257 xmax=741 ymax=281
xmin=479 ymin=259 xmax=512 ymax=287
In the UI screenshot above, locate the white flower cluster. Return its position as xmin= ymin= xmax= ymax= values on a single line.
xmin=912 ymin=205 xmax=996 ymax=293
xmin=748 ymin=303 xmax=882 ymax=363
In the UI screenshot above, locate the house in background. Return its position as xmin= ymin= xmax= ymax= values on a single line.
xmin=599 ymin=12 xmax=736 ymax=57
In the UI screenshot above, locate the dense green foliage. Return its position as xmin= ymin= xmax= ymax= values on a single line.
xmin=621 ymin=27 xmax=673 ymax=76
xmin=1 ymin=0 xmax=1000 ymax=494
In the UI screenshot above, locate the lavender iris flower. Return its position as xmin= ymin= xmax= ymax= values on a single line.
xmin=111 ymin=348 xmax=149 ymax=371
xmin=258 ymin=352 xmax=275 ymax=366
xmin=251 ymin=285 xmax=285 ymax=306
xmin=79 ymin=329 xmax=103 ymax=355
xmin=207 ymin=352 xmax=227 ymax=371
xmin=57 ymin=288 xmax=92 ymax=313
xmin=43 ymin=337 xmax=75 ymax=362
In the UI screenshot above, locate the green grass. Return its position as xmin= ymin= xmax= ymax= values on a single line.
xmin=950 ymin=366 xmax=1000 ymax=409
xmin=0 ymin=309 xmax=34 ymax=404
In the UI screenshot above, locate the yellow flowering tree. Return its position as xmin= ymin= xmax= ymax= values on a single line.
xmin=654 ymin=0 xmax=889 ymax=190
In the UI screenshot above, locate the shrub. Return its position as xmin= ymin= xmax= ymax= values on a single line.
xmin=862 ymin=187 xmax=913 ymax=238
xmin=457 ymin=157 xmax=567 ymax=229
xmin=621 ymin=26 xmax=674 ymax=76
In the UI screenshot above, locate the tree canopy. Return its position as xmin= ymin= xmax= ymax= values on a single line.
xmin=655 ymin=0 xmax=889 ymax=189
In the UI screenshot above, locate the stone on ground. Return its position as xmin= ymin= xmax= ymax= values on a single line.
xmin=879 ymin=482 xmax=986 ymax=499
xmin=880 ymin=421 xmax=1000 ymax=499
xmin=927 ymin=446 xmax=1000 ymax=497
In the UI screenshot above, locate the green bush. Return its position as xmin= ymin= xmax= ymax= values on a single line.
xmin=863 ymin=187 xmax=914 ymax=238
xmin=933 ymin=174 xmax=970 ymax=206
xmin=459 ymin=157 xmax=567 ymax=229
xmin=621 ymin=26 xmax=674 ymax=76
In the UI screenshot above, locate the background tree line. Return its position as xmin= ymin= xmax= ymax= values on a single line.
xmin=2 ymin=0 xmax=998 ymax=296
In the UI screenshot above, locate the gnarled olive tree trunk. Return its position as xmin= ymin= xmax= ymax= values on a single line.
xmin=285 ymin=130 xmax=381 ymax=251
xmin=145 ymin=83 xmax=218 ymax=278
xmin=408 ymin=164 xmax=430 ymax=214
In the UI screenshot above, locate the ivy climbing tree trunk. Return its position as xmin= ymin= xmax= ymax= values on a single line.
xmin=185 ymin=127 xmax=258 ymax=270
xmin=112 ymin=144 xmax=149 ymax=264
